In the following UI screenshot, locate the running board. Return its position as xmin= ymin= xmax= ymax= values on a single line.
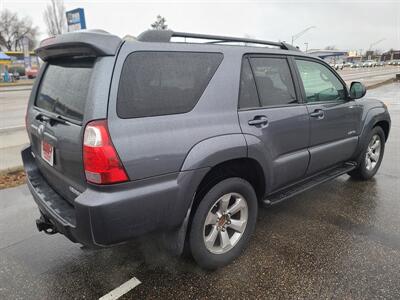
xmin=263 ymin=162 xmax=357 ymax=206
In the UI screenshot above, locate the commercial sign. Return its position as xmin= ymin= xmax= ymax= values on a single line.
xmin=22 ymin=36 xmax=31 ymax=69
xmin=66 ymin=8 xmax=86 ymax=32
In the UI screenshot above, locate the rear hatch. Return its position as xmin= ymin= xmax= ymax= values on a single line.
xmin=28 ymin=59 xmax=93 ymax=203
xmin=26 ymin=30 xmax=122 ymax=204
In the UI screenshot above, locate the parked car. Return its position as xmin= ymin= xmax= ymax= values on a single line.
xmin=26 ymin=68 xmax=38 ymax=79
xmin=344 ymin=62 xmax=353 ymax=68
xmin=387 ymin=60 xmax=399 ymax=65
xmin=23 ymin=30 xmax=391 ymax=270
xmin=350 ymin=62 xmax=362 ymax=68
xmin=362 ymin=60 xmax=377 ymax=67
xmin=334 ymin=62 xmax=345 ymax=70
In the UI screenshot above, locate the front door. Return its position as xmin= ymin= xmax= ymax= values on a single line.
xmin=294 ymin=58 xmax=360 ymax=175
xmin=238 ymin=55 xmax=310 ymax=191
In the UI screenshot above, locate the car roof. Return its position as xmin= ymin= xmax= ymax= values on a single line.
xmin=35 ymin=29 xmax=317 ymax=61
xmin=123 ymin=30 xmax=318 ymax=59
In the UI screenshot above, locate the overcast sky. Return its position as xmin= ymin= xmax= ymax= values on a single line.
xmin=2 ymin=0 xmax=399 ymax=52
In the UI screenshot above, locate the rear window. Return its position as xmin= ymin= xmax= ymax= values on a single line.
xmin=117 ymin=52 xmax=223 ymax=118
xmin=35 ymin=59 xmax=94 ymax=122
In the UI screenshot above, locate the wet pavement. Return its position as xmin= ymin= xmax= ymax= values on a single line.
xmin=0 ymin=82 xmax=399 ymax=299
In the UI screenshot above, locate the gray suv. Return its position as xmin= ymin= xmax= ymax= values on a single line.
xmin=22 ymin=30 xmax=391 ymax=269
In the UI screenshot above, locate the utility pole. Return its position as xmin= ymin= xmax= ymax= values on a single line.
xmin=304 ymin=42 xmax=309 ymax=53
xmin=291 ymin=26 xmax=316 ymax=45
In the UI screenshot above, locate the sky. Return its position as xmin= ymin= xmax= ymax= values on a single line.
xmin=1 ymin=0 xmax=399 ymax=52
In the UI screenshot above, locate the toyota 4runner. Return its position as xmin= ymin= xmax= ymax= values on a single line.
xmin=22 ymin=29 xmax=391 ymax=269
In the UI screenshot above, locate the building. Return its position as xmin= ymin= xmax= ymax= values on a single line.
xmin=381 ymin=50 xmax=400 ymax=62
xmin=307 ymin=49 xmax=349 ymax=64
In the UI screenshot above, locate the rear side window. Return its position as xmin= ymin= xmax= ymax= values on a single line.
xmin=238 ymin=58 xmax=260 ymax=109
xmin=117 ymin=52 xmax=223 ymax=118
xmin=35 ymin=59 xmax=94 ymax=122
xmin=249 ymin=57 xmax=297 ymax=107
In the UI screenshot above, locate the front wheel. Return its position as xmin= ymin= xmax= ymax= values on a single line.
xmin=189 ymin=178 xmax=258 ymax=270
xmin=348 ymin=126 xmax=385 ymax=180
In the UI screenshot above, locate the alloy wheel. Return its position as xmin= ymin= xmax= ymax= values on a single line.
xmin=203 ymin=192 xmax=248 ymax=254
xmin=365 ymin=134 xmax=381 ymax=171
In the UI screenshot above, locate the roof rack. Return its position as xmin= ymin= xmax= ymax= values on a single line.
xmin=136 ymin=30 xmax=300 ymax=51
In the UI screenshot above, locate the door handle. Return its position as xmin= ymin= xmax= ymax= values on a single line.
xmin=248 ymin=116 xmax=268 ymax=126
xmin=310 ymin=109 xmax=324 ymax=119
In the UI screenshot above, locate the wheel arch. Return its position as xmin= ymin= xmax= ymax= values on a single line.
xmin=373 ymin=120 xmax=390 ymax=141
xmin=354 ymin=107 xmax=391 ymax=160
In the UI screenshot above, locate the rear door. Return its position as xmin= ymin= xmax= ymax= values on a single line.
xmin=294 ymin=58 xmax=360 ymax=175
xmin=238 ymin=55 xmax=310 ymax=191
xmin=27 ymin=59 xmax=95 ymax=203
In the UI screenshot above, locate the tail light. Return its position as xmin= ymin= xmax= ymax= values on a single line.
xmin=83 ymin=120 xmax=129 ymax=184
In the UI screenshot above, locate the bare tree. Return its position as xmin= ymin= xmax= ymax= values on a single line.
xmin=151 ymin=15 xmax=168 ymax=30
xmin=0 ymin=9 xmax=38 ymax=51
xmin=43 ymin=0 xmax=66 ymax=36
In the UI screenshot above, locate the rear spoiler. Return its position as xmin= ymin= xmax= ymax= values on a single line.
xmin=36 ymin=30 xmax=122 ymax=61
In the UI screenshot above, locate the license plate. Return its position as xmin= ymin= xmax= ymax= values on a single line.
xmin=41 ymin=140 xmax=54 ymax=166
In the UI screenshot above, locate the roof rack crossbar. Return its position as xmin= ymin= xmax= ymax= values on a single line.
xmin=136 ymin=30 xmax=300 ymax=51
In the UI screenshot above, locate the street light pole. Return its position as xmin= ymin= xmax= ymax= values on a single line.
xmin=369 ymin=38 xmax=385 ymax=51
xmin=304 ymin=42 xmax=309 ymax=53
xmin=291 ymin=26 xmax=316 ymax=45
xmin=368 ymin=38 xmax=385 ymax=60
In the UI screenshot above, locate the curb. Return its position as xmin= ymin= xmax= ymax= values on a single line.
xmin=0 ymin=125 xmax=25 ymax=134
xmin=366 ymin=77 xmax=398 ymax=90
xmin=0 ymin=82 xmax=34 ymax=88
xmin=0 ymin=87 xmax=33 ymax=92
xmin=0 ymin=166 xmax=24 ymax=176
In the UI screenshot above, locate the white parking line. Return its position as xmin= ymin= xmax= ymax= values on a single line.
xmin=99 ymin=277 xmax=142 ymax=300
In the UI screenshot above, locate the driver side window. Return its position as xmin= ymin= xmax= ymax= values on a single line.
xmin=295 ymin=59 xmax=346 ymax=102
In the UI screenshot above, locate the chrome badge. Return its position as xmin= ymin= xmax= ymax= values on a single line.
xmin=37 ymin=124 xmax=45 ymax=136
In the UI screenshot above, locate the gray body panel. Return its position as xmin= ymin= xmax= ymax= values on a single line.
xmin=239 ymin=105 xmax=310 ymax=191
xmin=305 ymin=100 xmax=361 ymax=174
xmin=107 ymin=42 xmax=245 ymax=180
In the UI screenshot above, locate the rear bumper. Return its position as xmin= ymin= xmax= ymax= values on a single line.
xmin=22 ymin=146 xmax=208 ymax=247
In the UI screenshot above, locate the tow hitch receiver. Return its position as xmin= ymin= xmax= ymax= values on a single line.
xmin=36 ymin=216 xmax=58 ymax=235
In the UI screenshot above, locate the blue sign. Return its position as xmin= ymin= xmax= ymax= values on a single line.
xmin=66 ymin=8 xmax=86 ymax=32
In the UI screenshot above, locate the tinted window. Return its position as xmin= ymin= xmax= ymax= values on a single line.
xmin=238 ymin=58 xmax=260 ymax=109
xmin=117 ymin=52 xmax=223 ymax=118
xmin=296 ymin=59 xmax=346 ymax=102
xmin=36 ymin=59 xmax=94 ymax=122
xmin=249 ymin=57 xmax=296 ymax=106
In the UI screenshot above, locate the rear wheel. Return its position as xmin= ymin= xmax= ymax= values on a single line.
xmin=189 ymin=178 xmax=258 ymax=270
xmin=348 ymin=126 xmax=385 ymax=180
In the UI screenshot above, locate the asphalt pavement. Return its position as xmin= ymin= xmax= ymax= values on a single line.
xmin=0 ymin=82 xmax=399 ymax=299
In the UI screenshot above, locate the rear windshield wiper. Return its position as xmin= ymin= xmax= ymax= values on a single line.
xmin=36 ymin=112 xmax=68 ymax=125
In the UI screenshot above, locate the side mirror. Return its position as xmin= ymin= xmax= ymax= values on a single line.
xmin=349 ymin=81 xmax=366 ymax=99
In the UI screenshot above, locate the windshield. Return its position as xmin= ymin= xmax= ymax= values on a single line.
xmin=35 ymin=59 xmax=94 ymax=122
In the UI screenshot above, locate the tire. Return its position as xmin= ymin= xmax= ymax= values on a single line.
xmin=348 ymin=126 xmax=385 ymax=180
xmin=189 ymin=177 xmax=258 ymax=270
